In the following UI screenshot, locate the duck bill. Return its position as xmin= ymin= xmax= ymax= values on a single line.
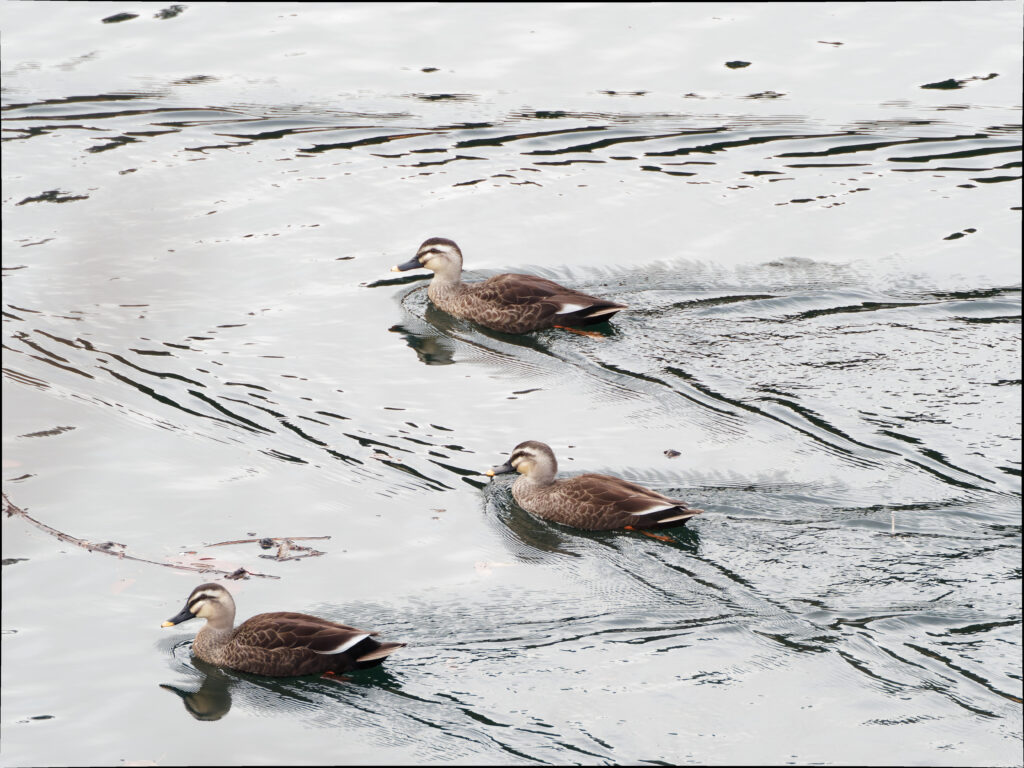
xmin=485 ymin=461 xmax=515 ymax=477
xmin=391 ymin=256 xmax=423 ymax=272
xmin=162 ymin=604 xmax=195 ymax=628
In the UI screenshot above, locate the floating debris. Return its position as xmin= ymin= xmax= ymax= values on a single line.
xmin=2 ymin=492 xmax=278 ymax=579
xmin=207 ymin=535 xmax=330 ymax=561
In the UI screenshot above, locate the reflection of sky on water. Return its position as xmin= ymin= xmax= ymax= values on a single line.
xmin=2 ymin=2 xmax=1020 ymax=765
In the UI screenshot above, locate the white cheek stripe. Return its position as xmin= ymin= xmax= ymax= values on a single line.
xmin=315 ymin=633 xmax=370 ymax=655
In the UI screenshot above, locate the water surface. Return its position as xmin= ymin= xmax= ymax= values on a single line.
xmin=2 ymin=2 xmax=1021 ymax=766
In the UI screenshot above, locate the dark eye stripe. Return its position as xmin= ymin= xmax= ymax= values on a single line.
xmin=188 ymin=594 xmax=213 ymax=611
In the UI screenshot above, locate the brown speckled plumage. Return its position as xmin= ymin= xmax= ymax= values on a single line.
xmin=163 ymin=583 xmax=404 ymax=677
xmin=392 ymin=237 xmax=627 ymax=334
xmin=488 ymin=440 xmax=703 ymax=531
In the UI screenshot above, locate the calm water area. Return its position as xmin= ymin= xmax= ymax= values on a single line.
xmin=2 ymin=2 xmax=1021 ymax=765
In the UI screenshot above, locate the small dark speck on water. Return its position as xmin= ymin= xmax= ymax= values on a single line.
xmin=725 ymin=60 xmax=751 ymax=69
xmin=101 ymin=13 xmax=138 ymax=24
xmin=922 ymin=79 xmax=965 ymax=90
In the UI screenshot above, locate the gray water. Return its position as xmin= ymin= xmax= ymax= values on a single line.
xmin=1 ymin=2 xmax=1021 ymax=766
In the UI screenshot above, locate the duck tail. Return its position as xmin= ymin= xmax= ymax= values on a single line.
xmin=557 ymin=301 xmax=628 ymax=327
xmin=355 ymin=641 xmax=406 ymax=667
xmin=641 ymin=505 xmax=704 ymax=529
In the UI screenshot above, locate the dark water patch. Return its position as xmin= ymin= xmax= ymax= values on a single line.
xmin=85 ymin=134 xmax=140 ymax=153
xmin=99 ymin=367 xmax=254 ymax=431
xmin=942 ymin=618 xmax=1021 ymax=636
xmin=970 ymin=174 xmax=1021 ymax=184
xmin=15 ymin=189 xmax=88 ymax=205
xmin=647 ymin=132 xmax=849 ymax=158
xmin=533 ymin=159 xmax=603 ymax=166
xmin=405 ymin=154 xmax=485 ymax=168
xmin=889 ymin=143 xmax=1021 ymax=163
xmin=924 ymin=286 xmax=1020 ymax=302
xmin=921 ymin=73 xmax=998 ymax=90
xmin=524 ymin=129 xmax=714 ymax=156
xmin=776 ymin=133 xmax=989 ymax=159
xmin=18 ymin=425 xmax=76 ymax=439
xmin=171 ymin=76 xmax=213 ymax=87
xmin=786 ymin=300 xmax=930 ymax=321
xmin=101 ymin=12 xmax=138 ymax=23
xmin=408 ymin=93 xmax=475 ymax=102
xmin=1 ymin=92 xmax=156 ymax=112
xmin=298 ymin=130 xmax=441 ymax=154
xmin=1 ymin=123 xmax=105 ymax=141
xmin=955 ymin=314 xmax=1020 ymax=324
xmin=783 ymin=162 xmax=868 ymax=168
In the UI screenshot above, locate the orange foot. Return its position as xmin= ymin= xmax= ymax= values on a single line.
xmin=624 ymin=525 xmax=674 ymax=542
xmin=553 ymin=325 xmax=605 ymax=339
xmin=320 ymin=671 xmax=353 ymax=683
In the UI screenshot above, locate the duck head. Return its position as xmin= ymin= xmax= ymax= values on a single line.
xmin=163 ymin=582 xmax=236 ymax=631
xmin=392 ymin=237 xmax=463 ymax=279
xmin=487 ymin=440 xmax=558 ymax=485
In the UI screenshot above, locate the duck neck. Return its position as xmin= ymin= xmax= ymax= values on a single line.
xmin=522 ymin=464 xmax=557 ymax=487
xmin=426 ymin=262 xmax=463 ymax=302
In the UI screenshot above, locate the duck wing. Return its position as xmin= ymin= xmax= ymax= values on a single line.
xmin=563 ymin=474 xmax=703 ymax=530
xmin=234 ymin=612 xmax=377 ymax=655
xmin=474 ymin=274 xmax=627 ymax=329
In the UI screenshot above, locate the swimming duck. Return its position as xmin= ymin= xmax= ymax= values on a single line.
xmin=391 ymin=237 xmax=627 ymax=334
xmin=162 ymin=582 xmax=405 ymax=677
xmin=486 ymin=440 xmax=703 ymax=531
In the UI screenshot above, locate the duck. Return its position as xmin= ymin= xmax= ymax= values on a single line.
xmin=391 ymin=237 xmax=627 ymax=334
xmin=486 ymin=440 xmax=703 ymax=531
xmin=162 ymin=582 xmax=405 ymax=677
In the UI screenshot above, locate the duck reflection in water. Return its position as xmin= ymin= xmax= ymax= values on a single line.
xmin=160 ymin=658 xmax=233 ymax=721
xmin=388 ymin=306 xmax=458 ymax=365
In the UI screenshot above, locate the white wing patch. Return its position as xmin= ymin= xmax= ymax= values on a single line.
xmin=629 ymin=503 xmax=678 ymax=516
xmin=315 ymin=633 xmax=370 ymax=655
xmin=555 ymin=303 xmax=589 ymax=314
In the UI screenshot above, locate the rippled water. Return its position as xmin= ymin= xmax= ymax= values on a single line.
xmin=2 ymin=3 xmax=1021 ymax=766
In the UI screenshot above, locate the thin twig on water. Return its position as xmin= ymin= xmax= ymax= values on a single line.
xmin=205 ymin=536 xmax=331 ymax=547
xmin=2 ymin=492 xmax=278 ymax=580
